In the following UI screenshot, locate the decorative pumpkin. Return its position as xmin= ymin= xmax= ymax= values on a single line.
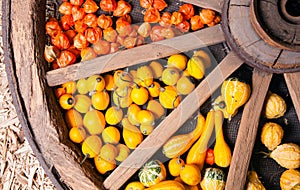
xmin=59 ymin=94 xmax=75 ymax=110
xmin=245 ymin=171 xmax=266 ymax=190
xmin=114 ymin=70 xmax=133 ymax=88
xmin=161 ymin=67 xmax=180 ymax=86
xmin=187 ymin=56 xmax=205 ymax=80
xmin=200 ymin=167 xmax=226 ymax=190
xmin=122 ymin=118 xmax=143 ymax=149
xmin=112 ymin=86 xmax=133 ymax=108
xmin=221 ymin=78 xmax=251 ymax=120
xmin=261 ymin=122 xmax=284 ymax=150
xmin=125 ymin=181 xmax=145 ymax=190
xmin=138 ymin=160 xmax=167 ymax=187
xmin=270 ymin=143 xmax=300 ymax=169
xmin=280 ymin=169 xmax=300 ymax=190
xmin=176 ymin=76 xmax=195 ymax=95
xmin=263 ymin=92 xmax=286 ymax=119
xmin=159 ymin=86 xmax=181 ymax=109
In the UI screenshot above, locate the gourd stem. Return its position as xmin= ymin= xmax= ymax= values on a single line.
xmin=256 ymin=151 xmax=271 ymax=158
xmin=80 ymin=154 xmax=89 ymax=165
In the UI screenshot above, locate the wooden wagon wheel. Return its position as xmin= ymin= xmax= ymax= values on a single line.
xmin=3 ymin=0 xmax=300 ymax=189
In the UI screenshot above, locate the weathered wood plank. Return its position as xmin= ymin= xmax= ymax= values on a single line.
xmin=103 ymin=52 xmax=244 ymax=190
xmin=7 ymin=0 xmax=103 ymax=189
xmin=180 ymin=0 xmax=223 ymax=13
xmin=284 ymin=72 xmax=300 ymax=122
xmin=225 ymin=69 xmax=272 ymax=190
xmin=46 ymin=24 xmax=225 ymax=86
xmin=274 ymin=50 xmax=300 ymax=69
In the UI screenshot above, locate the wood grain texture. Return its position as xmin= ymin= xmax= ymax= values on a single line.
xmin=8 ymin=0 xmax=103 ymax=189
xmin=103 ymin=52 xmax=244 ymax=190
xmin=180 ymin=0 xmax=223 ymax=13
xmin=225 ymin=69 xmax=272 ymax=190
xmin=46 ymin=24 xmax=225 ymax=86
xmin=222 ymin=0 xmax=300 ymax=73
xmin=284 ymin=72 xmax=300 ymax=122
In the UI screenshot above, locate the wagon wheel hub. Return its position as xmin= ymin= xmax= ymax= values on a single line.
xmin=222 ymin=0 xmax=300 ymax=73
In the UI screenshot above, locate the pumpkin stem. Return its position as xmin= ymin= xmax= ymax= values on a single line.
xmin=80 ymin=154 xmax=89 ymax=165
xmin=256 ymin=151 xmax=271 ymax=158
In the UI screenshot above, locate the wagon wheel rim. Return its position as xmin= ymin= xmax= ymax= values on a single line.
xmin=4 ymin=0 xmax=300 ymax=189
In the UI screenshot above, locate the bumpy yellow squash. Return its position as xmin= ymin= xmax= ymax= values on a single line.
xmin=221 ymin=78 xmax=251 ymax=120
xmin=280 ymin=169 xmax=300 ymax=190
xmin=270 ymin=143 xmax=300 ymax=169
xmin=245 ymin=171 xmax=266 ymax=190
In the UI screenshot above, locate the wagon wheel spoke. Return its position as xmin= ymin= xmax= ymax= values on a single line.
xmin=180 ymin=0 xmax=224 ymax=13
xmin=103 ymin=51 xmax=243 ymax=190
xmin=46 ymin=24 xmax=225 ymax=87
xmin=225 ymin=69 xmax=273 ymax=190
xmin=284 ymin=72 xmax=300 ymax=122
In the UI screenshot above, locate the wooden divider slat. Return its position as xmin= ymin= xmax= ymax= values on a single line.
xmin=46 ymin=24 xmax=225 ymax=86
xmin=180 ymin=0 xmax=224 ymax=13
xmin=225 ymin=69 xmax=272 ymax=190
xmin=103 ymin=52 xmax=244 ymax=190
xmin=284 ymin=72 xmax=300 ymax=122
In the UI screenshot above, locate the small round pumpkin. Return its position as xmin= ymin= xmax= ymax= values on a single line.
xmin=263 ymin=92 xmax=286 ymax=119
xmin=138 ymin=160 xmax=167 ymax=187
xmin=280 ymin=169 xmax=300 ymax=190
xmin=261 ymin=122 xmax=284 ymax=150
xmin=159 ymin=86 xmax=181 ymax=109
xmin=59 ymin=94 xmax=75 ymax=110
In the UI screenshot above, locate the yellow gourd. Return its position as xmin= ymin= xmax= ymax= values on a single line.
xmin=186 ymin=110 xmax=215 ymax=170
xmin=127 ymin=103 xmax=142 ymax=126
xmin=125 ymin=181 xmax=145 ymax=190
xmin=176 ymin=76 xmax=195 ymax=95
xmin=145 ymin=180 xmax=185 ymax=190
xmin=113 ymin=86 xmax=133 ymax=108
xmin=122 ymin=118 xmax=143 ymax=149
xmin=162 ymin=113 xmax=205 ymax=158
xmin=187 ymin=56 xmax=205 ymax=80
xmin=59 ymin=94 xmax=75 ymax=110
xmin=261 ymin=122 xmax=284 ymax=151
xmin=221 ymin=78 xmax=251 ymax=120
xmin=137 ymin=65 xmax=154 ymax=87
xmin=280 ymin=169 xmax=300 ymax=190
xmin=149 ymin=61 xmax=164 ymax=79
xmin=213 ymin=110 xmax=232 ymax=168
xmin=159 ymin=86 xmax=181 ymax=109
xmin=263 ymin=92 xmax=286 ymax=119
xmin=146 ymin=100 xmax=166 ymax=120
xmin=245 ymin=171 xmax=266 ymax=190
xmin=161 ymin=67 xmax=180 ymax=86
xmin=212 ymin=95 xmax=237 ymax=119
xmin=270 ymin=143 xmax=300 ymax=169
xmin=114 ymin=70 xmax=133 ymax=88
xmin=193 ymin=49 xmax=212 ymax=69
